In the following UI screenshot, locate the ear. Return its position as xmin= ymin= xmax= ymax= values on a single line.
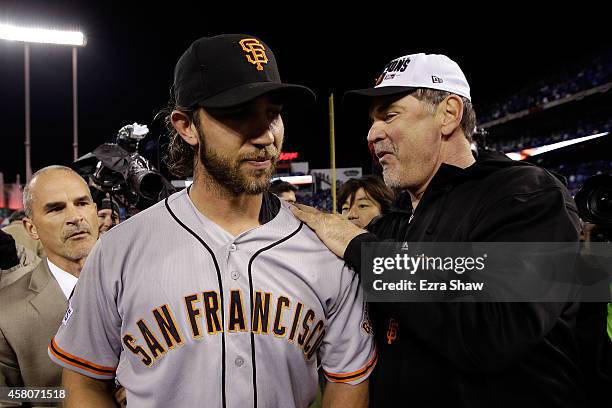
xmin=438 ymin=94 xmax=464 ymax=137
xmin=22 ymin=217 xmax=39 ymax=241
xmin=171 ymin=109 xmax=200 ymax=147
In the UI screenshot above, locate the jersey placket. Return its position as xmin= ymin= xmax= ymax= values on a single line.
xmin=222 ymin=239 xmax=255 ymax=407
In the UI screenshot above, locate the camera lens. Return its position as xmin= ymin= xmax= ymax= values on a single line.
xmin=575 ymin=174 xmax=612 ymax=226
xmin=127 ymin=154 xmax=164 ymax=201
xmin=135 ymin=172 xmax=164 ymax=200
xmin=588 ymin=186 xmax=612 ymax=219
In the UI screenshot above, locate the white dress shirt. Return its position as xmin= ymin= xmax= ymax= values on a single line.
xmin=47 ymin=259 xmax=78 ymax=300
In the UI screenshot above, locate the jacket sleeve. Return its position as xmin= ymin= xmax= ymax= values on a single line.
xmin=344 ymin=211 xmax=413 ymax=273
xmin=344 ymin=233 xmax=379 ymax=274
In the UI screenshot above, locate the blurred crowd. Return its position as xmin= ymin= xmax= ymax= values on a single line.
xmin=479 ymin=52 xmax=612 ymax=124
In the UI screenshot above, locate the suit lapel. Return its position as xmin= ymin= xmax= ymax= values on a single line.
xmin=28 ymin=259 xmax=67 ymax=317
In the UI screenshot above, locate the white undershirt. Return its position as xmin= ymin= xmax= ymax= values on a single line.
xmin=47 ymin=259 xmax=78 ymax=300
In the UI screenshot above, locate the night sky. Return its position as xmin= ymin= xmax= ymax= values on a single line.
xmin=1 ymin=2 xmax=610 ymax=183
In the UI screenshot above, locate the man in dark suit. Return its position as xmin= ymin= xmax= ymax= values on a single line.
xmin=0 ymin=165 xmax=99 ymax=387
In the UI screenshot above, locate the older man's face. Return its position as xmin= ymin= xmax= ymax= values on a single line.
xmin=25 ymin=170 xmax=99 ymax=265
xmin=367 ymin=93 xmax=442 ymax=192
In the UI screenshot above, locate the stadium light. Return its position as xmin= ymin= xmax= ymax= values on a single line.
xmin=0 ymin=23 xmax=86 ymax=182
xmin=0 ymin=23 xmax=85 ymax=46
xmin=506 ymin=131 xmax=609 ymax=161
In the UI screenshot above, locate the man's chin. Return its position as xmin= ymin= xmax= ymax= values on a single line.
xmin=244 ymin=179 xmax=272 ymax=195
xmin=243 ymin=167 xmax=274 ymax=183
xmin=382 ymin=170 xmax=400 ymax=189
xmin=64 ymin=250 xmax=91 ymax=262
xmin=64 ymin=240 xmax=95 ymax=261
xmin=204 ymin=162 xmax=275 ymax=195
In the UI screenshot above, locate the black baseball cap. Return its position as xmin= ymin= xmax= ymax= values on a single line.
xmin=174 ymin=34 xmax=315 ymax=109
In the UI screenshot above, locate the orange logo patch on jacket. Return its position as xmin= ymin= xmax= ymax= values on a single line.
xmin=386 ymin=318 xmax=399 ymax=345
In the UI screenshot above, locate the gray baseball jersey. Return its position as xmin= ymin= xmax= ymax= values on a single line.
xmin=49 ymin=189 xmax=376 ymax=408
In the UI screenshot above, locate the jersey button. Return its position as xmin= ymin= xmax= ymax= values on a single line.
xmin=235 ymin=356 xmax=244 ymax=367
xmin=231 ymin=271 xmax=240 ymax=280
xmin=229 ymin=244 xmax=237 ymax=252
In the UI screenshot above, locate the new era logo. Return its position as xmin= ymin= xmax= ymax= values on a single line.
xmin=431 ymin=76 xmax=443 ymax=83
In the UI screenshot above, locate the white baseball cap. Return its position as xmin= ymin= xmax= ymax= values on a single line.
xmin=344 ymin=53 xmax=471 ymax=106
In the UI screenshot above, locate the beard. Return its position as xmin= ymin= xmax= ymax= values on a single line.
xmin=197 ymin=128 xmax=278 ymax=195
xmin=381 ymin=166 xmax=404 ymax=190
xmin=375 ymin=142 xmax=404 ymax=189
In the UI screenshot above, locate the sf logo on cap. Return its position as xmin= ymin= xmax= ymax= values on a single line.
xmin=239 ymin=38 xmax=268 ymax=71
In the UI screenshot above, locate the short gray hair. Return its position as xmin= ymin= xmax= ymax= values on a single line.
xmin=412 ymin=88 xmax=477 ymax=142
xmin=23 ymin=165 xmax=81 ymax=218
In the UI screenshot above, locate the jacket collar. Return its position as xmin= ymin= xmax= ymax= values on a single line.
xmin=427 ymin=163 xmax=472 ymax=190
xmin=28 ymin=258 xmax=53 ymax=293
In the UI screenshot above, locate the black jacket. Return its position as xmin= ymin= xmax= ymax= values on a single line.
xmin=345 ymin=151 xmax=586 ymax=407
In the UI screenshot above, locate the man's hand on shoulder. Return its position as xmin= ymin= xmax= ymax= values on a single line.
xmin=290 ymin=204 xmax=369 ymax=259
